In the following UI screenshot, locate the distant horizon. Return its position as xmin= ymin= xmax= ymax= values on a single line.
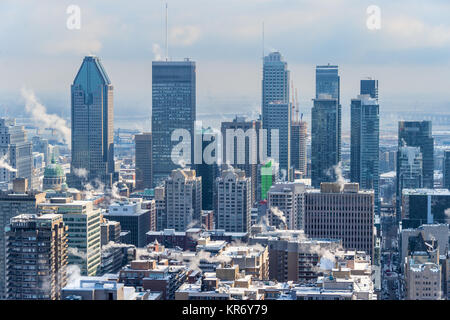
xmin=2 ymin=0 xmax=450 ymax=121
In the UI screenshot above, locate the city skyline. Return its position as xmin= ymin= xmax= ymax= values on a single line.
xmin=1 ymin=1 xmax=450 ymax=122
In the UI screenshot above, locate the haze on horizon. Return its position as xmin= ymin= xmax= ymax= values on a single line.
xmin=1 ymin=0 xmax=450 ymax=126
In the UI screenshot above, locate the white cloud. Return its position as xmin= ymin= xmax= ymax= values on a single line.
xmin=170 ymin=25 xmax=201 ymax=46
xmin=385 ymin=16 xmax=450 ymax=48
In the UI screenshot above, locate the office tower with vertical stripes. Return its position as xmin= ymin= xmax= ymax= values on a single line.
xmin=315 ymin=65 xmax=341 ymax=164
xmin=152 ymin=60 xmax=196 ymax=187
xmin=262 ymin=52 xmax=291 ymax=180
xmin=69 ymin=55 xmax=115 ymax=189
xmin=350 ymin=95 xmax=380 ymax=213
xmin=311 ymin=95 xmax=340 ymax=188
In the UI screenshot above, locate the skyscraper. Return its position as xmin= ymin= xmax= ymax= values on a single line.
xmin=350 ymin=95 xmax=380 ymax=213
xmin=221 ymin=116 xmax=261 ymax=203
xmin=6 ymin=213 xmax=68 ymax=300
xmin=398 ymin=121 xmax=434 ymax=188
xmin=135 ymin=133 xmax=152 ymax=190
xmin=316 ymin=65 xmax=341 ymax=160
xmin=215 ymin=168 xmax=251 ymax=233
xmin=263 ymin=102 xmax=291 ymax=181
xmin=196 ymin=127 xmax=219 ymax=210
xmin=38 ymin=198 xmax=102 ymax=276
xmin=267 ymin=182 xmax=305 ymax=230
xmin=396 ymin=145 xmax=423 ymax=218
xmin=164 ymin=169 xmax=201 ymax=231
xmin=0 ymin=118 xmax=33 ymax=186
xmin=397 ymin=121 xmax=434 ymax=216
xmin=311 ymin=95 xmax=340 ymax=188
xmin=0 ymin=180 xmax=46 ymax=299
xmin=290 ymin=120 xmax=307 ymax=177
xmin=69 ymin=55 xmax=115 ymax=189
xmin=443 ymin=150 xmax=450 ymax=190
xmin=360 ymin=78 xmax=379 ymax=101
xmin=152 ymin=59 xmax=196 ymax=187
xmin=262 ymin=52 xmax=290 ymax=180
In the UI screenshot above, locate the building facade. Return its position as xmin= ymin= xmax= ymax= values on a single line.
xmin=311 ymin=95 xmax=340 ymax=188
xmin=152 ymin=60 xmax=196 ymax=186
xmin=69 ymin=55 xmax=115 ymax=189
xmin=165 ymin=169 xmax=202 ymax=231
xmin=215 ymin=169 xmax=251 ymax=233
xmin=135 ymin=133 xmax=152 ymax=191
xmin=350 ymin=95 xmax=380 ymax=213
xmin=6 ymin=214 xmax=68 ymax=300
xmin=304 ymin=183 xmax=375 ymax=260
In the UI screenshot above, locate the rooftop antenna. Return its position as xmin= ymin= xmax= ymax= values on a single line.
xmin=165 ymin=2 xmax=169 ymax=61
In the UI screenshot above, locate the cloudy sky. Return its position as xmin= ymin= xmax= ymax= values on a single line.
xmin=1 ymin=0 xmax=450 ymax=129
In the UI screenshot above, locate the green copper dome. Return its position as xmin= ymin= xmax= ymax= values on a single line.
xmin=44 ymin=157 xmax=65 ymax=178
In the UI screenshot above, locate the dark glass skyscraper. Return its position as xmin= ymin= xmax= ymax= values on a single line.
xmin=70 ymin=55 xmax=115 ymax=189
xmin=152 ymin=59 xmax=196 ymax=186
xmin=311 ymin=95 xmax=339 ymax=188
xmin=360 ymin=78 xmax=379 ymax=101
xmin=135 ymin=133 xmax=152 ymax=190
xmin=398 ymin=121 xmax=434 ymax=189
xmin=350 ymin=95 xmax=380 ymax=213
xmin=315 ymin=65 xmax=341 ymax=163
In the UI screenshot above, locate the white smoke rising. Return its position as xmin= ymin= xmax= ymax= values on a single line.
xmin=270 ymin=207 xmax=287 ymax=228
xmin=152 ymin=43 xmax=163 ymax=61
xmin=445 ymin=208 xmax=450 ymax=222
xmin=331 ymin=161 xmax=346 ymax=191
xmin=21 ymin=88 xmax=71 ymax=147
xmin=0 ymin=154 xmax=17 ymax=172
xmin=68 ymin=247 xmax=87 ymax=260
xmin=73 ymin=168 xmax=88 ymax=178
xmin=65 ymin=265 xmax=82 ymax=288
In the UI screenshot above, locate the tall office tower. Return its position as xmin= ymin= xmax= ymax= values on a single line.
xmin=262 ymin=52 xmax=290 ymax=180
xmin=350 ymin=95 xmax=380 ymax=213
xmin=316 ymin=65 xmax=341 ymax=162
xmin=0 ymin=118 xmax=33 ymax=185
xmin=135 ymin=133 xmax=152 ymax=191
xmin=263 ymin=102 xmax=291 ymax=181
xmin=6 ymin=213 xmax=68 ymax=300
xmin=38 ymin=198 xmax=102 ymax=276
xmin=396 ymin=145 xmax=423 ymax=217
xmin=215 ymin=169 xmax=251 ymax=232
xmin=221 ymin=116 xmax=261 ymax=203
xmin=69 ymin=55 xmax=115 ymax=189
xmin=311 ymin=95 xmax=340 ymax=188
xmin=267 ymin=183 xmax=305 ymax=230
xmin=360 ymin=78 xmax=379 ymax=101
xmin=152 ymin=59 xmax=196 ymax=187
xmin=398 ymin=121 xmax=434 ymax=188
xmin=443 ymin=150 xmax=450 ymax=190
xmin=196 ymin=127 xmax=219 ymax=210
xmin=165 ymin=169 xmax=201 ymax=231
xmin=104 ymin=201 xmax=152 ymax=247
xmin=290 ymin=120 xmax=307 ymax=177
xmin=304 ymin=183 xmax=375 ymax=260
xmin=0 ymin=180 xmax=46 ymax=299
